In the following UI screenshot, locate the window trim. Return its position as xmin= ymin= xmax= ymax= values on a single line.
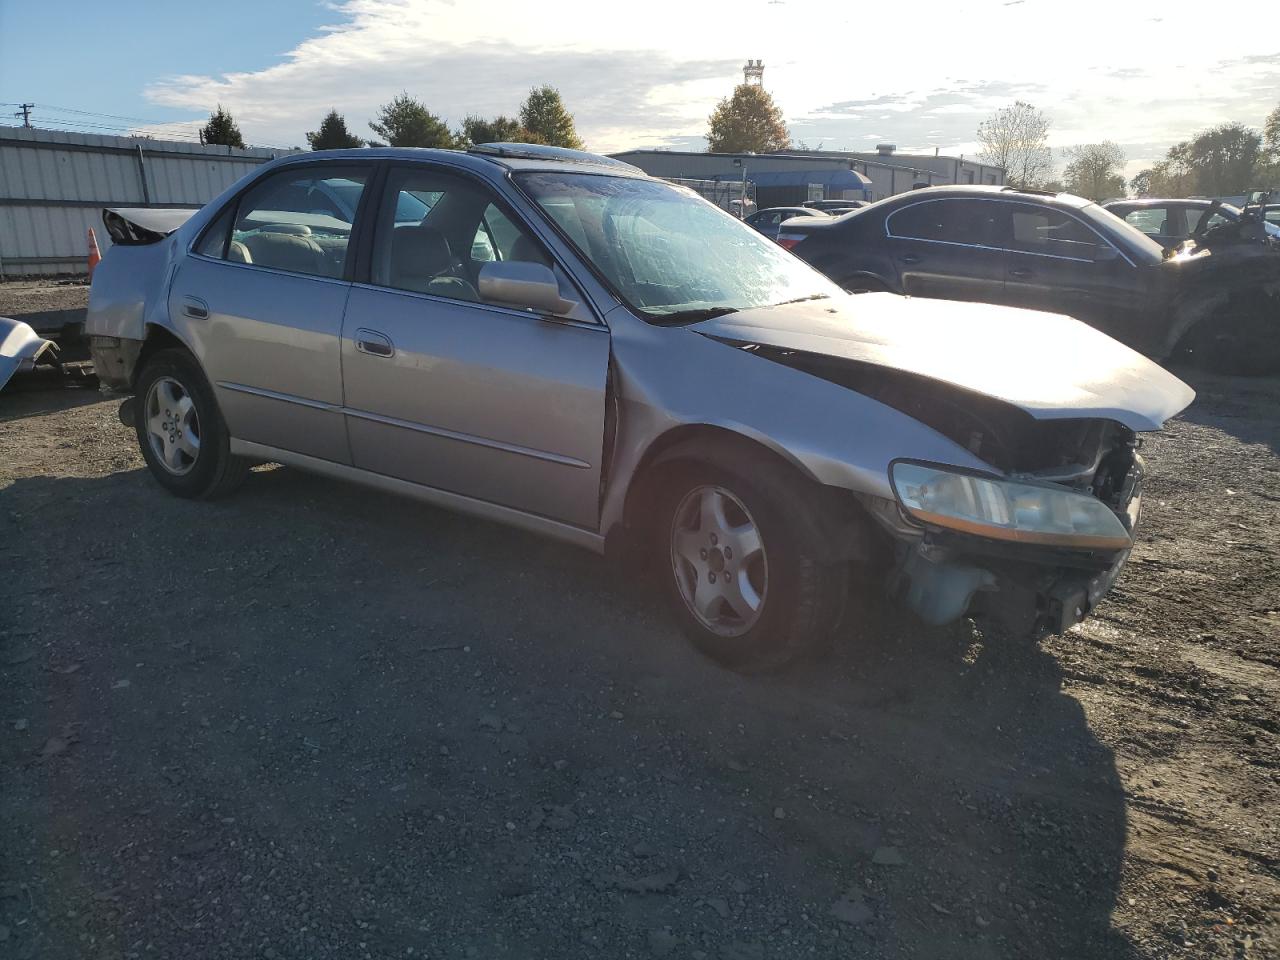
xmin=189 ymin=159 xmax=377 ymax=282
xmin=884 ymin=195 xmax=1134 ymax=267
xmin=363 ymin=160 xmax=598 ymax=324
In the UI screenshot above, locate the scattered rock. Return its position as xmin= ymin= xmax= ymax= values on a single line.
xmin=4 ymin=651 xmax=35 ymax=666
xmin=975 ymin=914 xmax=990 ymax=928
xmin=111 ymin=678 xmax=131 ymax=690
xmin=614 ymin=866 xmax=681 ymax=894
xmin=439 ymin=745 xmax=449 ymax=756
xmin=726 ymin=759 xmax=748 ymax=772
xmin=544 ymin=805 xmax=576 ymax=831
xmin=648 ymin=927 xmax=680 ymax=957
xmin=552 ymin=759 xmax=569 ymax=771
xmin=731 ymin=879 xmax=749 ymax=894
xmin=477 ymin=713 xmax=502 ymax=731
xmin=609 ymin=711 xmax=624 ymax=720
xmin=632 ymin=840 xmax=657 ymax=858
xmin=773 ymin=807 xmax=786 ymax=820
xmin=51 ymin=662 xmax=81 ymax=675
xmin=831 ymin=890 xmax=873 ymax=925
xmin=872 ymin=846 xmax=905 ymax=866
xmin=701 ymin=896 xmax=730 ymax=919
xmin=12 ymin=719 xmax=27 ymax=732
xmin=39 ymin=736 xmax=69 ymax=757
xmin=0 ymin=924 xmax=8 ymax=941
xmin=496 ymin=876 xmax=534 ymax=899
xmin=930 ymin=902 xmax=952 ymax=916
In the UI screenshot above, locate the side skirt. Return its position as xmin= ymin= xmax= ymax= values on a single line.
xmin=229 ymin=439 xmax=606 ymax=555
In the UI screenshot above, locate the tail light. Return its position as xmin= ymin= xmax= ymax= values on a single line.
xmin=776 ymin=233 xmax=803 ymax=250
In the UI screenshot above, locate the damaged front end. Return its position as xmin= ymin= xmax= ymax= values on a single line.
xmin=1 ymin=316 xmax=60 ymax=393
xmin=755 ymin=347 xmax=1149 ymax=637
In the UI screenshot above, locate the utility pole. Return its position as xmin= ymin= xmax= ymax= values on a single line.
xmin=15 ymin=103 xmax=34 ymax=127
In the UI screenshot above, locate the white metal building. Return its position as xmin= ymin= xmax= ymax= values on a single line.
xmin=0 ymin=126 xmax=297 ymax=276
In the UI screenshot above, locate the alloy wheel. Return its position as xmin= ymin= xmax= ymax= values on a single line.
xmin=669 ymin=485 xmax=769 ymax=637
xmin=144 ymin=376 xmax=201 ymax=476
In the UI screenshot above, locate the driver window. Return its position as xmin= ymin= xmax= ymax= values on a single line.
xmin=371 ymin=168 xmax=555 ymax=305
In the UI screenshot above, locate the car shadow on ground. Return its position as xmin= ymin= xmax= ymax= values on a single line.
xmin=1 ymin=463 xmax=1134 ymax=959
xmin=1168 ymin=367 xmax=1280 ymax=455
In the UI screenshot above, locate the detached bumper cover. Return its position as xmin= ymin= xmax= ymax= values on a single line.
xmin=0 ymin=316 xmax=58 ymax=392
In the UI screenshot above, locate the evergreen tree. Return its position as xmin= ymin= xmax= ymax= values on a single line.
xmin=306 ymin=110 xmax=364 ymax=150
xmin=519 ymin=87 xmax=583 ymax=149
xmin=200 ymin=104 xmax=245 ymax=149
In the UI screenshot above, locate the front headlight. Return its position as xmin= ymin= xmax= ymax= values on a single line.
xmin=890 ymin=461 xmax=1132 ymax=550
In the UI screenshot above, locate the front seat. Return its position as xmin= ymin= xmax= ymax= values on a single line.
xmin=389 ymin=226 xmax=479 ymax=301
xmin=508 ymin=234 xmax=551 ymax=267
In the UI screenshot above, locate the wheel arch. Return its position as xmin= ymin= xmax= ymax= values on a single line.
xmin=131 ymin=324 xmax=199 ymax=389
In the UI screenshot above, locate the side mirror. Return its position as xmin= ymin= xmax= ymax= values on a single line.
xmin=478 ymin=261 xmax=576 ymax=315
xmin=1093 ymin=244 xmax=1120 ymax=263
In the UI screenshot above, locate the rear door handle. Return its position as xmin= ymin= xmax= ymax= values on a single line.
xmin=182 ymin=296 xmax=209 ymax=320
xmin=900 ymin=255 xmax=922 ymax=264
xmin=355 ymin=328 xmax=395 ymax=358
xmin=1010 ymin=268 xmax=1033 ymax=279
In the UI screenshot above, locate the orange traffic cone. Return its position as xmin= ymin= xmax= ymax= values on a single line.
xmin=87 ymin=228 xmax=102 ymax=277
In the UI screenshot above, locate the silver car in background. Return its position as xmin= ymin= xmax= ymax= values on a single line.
xmin=87 ymin=144 xmax=1193 ymax=672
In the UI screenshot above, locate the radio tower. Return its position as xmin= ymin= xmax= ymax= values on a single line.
xmin=743 ymin=60 xmax=764 ymax=86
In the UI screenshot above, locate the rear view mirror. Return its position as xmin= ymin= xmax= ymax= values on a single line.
xmin=478 ymin=261 xmax=576 ymax=315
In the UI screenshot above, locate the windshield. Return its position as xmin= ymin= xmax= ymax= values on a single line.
xmin=1078 ymin=202 xmax=1165 ymax=264
xmin=515 ymin=171 xmax=842 ymax=321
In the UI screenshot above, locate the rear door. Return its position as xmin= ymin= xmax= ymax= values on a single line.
xmin=173 ymin=162 xmax=372 ymax=463
xmin=1116 ymin=204 xmax=1182 ymax=249
xmin=1002 ymin=202 xmax=1140 ymax=337
xmin=339 ymin=163 xmax=610 ymax=529
xmin=883 ymin=197 xmax=1006 ymax=302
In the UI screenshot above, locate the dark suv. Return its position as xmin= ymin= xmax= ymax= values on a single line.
xmin=779 ymin=185 xmax=1280 ymax=367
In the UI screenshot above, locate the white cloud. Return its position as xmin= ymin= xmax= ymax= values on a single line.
xmin=142 ymin=0 xmax=1280 ymax=158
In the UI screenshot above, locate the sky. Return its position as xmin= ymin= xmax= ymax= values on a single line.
xmin=2 ymin=0 xmax=1278 ymax=179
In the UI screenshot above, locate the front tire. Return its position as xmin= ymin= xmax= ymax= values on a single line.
xmin=133 ymin=348 xmax=248 ymax=499
xmin=653 ymin=460 xmax=848 ymax=673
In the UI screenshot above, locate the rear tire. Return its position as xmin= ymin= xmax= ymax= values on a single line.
xmin=133 ymin=348 xmax=248 ymax=499
xmin=652 ymin=459 xmax=848 ymax=673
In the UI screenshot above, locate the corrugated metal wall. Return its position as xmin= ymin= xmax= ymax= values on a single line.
xmin=0 ymin=127 xmax=298 ymax=276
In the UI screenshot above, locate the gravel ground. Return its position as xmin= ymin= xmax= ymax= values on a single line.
xmin=0 ymin=280 xmax=89 ymax=337
xmin=1 ymin=365 xmax=1276 ymax=960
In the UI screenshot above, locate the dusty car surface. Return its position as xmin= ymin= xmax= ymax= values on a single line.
xmin=87 ymin=144 xmax=1194 ymax=672
xmin=780 ymin=185 xmax=1280 ymax=371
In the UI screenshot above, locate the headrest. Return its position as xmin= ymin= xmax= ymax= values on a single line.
xmin=391 ymin=225 xmax=453 ymax=277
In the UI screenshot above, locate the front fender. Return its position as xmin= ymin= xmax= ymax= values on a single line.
xmin=600 ymin=310 xmax=991 ymax=533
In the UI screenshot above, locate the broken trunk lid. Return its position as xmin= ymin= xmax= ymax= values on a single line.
xmin=103 ymin=207 xmax=198 ymax=245
xmin=692 ymin=293 xmax=1195 ymax=432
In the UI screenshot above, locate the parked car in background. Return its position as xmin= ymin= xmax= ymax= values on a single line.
xmin=1102 ymin=197 xmax=1280 ymax=250
xmin=87 ymin=145 xmax=1193 ymax=672
xmin=745 ymin=206 xmax=828 ymax=240
xmin=780 ymin=185 xmax=1280 ymax=371
xmin=803 ymin=199 xmax=867 ymax=213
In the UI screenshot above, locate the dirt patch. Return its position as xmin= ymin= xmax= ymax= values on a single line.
xmin=0 ymin=280 xmax=89 ymax=335
xmin=0 ymin=371 xmax=1276 ymax=959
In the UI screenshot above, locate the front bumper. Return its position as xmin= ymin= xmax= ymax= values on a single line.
xmin=869 ymin=484 xmax=1141 ymax=638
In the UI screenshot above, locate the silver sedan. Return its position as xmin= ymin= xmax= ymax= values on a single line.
xmin=87 ymin=144 xmax=1193 ymax=672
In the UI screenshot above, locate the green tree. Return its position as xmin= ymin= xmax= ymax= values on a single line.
xmin=1264 ymin=104 xmax=1280 ymax=160
xmin=459 ymin=114 xmax=546 ymax=147
xmin=1148 ymin=143 xmax=1196 ymax=197
xmin=368 ymin=94 xmax=458 ymax=149
xmin=306 ymin=110 xmax=364 ymax=150
xmin=1183 ymin=123 xmax=1261 ymax=196
xmin=200 ymin=104 xmax=245 ymax=149
xmin=1129 ymin=169 xmax=1152 ymax=197
xmin=1062 ymin=141 xmax=1127 ymax=200
xmin=976 ymin=101 xmax=1052 ymax=189
xmin=706 ymin=84 xmax=791 ymax=154
xmin=519 ymin=86 xmax=583 ymax=149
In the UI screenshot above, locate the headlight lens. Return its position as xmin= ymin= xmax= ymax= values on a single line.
xmin=890 ymin=461 xmax=1132 ymax=550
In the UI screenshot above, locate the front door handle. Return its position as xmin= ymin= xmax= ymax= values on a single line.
xmin=182 ymin=296 xmax=209 ymax=320
xmin=900 ymin=255 xmax=922 ymax=265
xmin=1010 ymin=268 xmax=1033 ymax=280
xmin=355 ymin=328 xmax=395 ymax=358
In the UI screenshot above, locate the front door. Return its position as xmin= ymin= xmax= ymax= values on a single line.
xmin=883 ymin=197 xmax=1007 ymax=303
xmin=173 ymin=162 xmax=373 ymax=463
xmin=1002 ymin=202 xmax=1140 ymax=339
xmin=339 ymin=164 xmax=610 ymax=530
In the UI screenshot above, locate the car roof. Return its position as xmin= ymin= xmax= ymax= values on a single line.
xmin=271 ymin=144 xmax=648 ymax=180
xmin=1104 ymin=197 xmax=1214 ymax=209
xmin=892 ymin=184 xmax=1092 ymax=208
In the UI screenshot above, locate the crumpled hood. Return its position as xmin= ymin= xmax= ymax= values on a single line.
xmin=691 ymin=293 xmax=1195 ymax=432
xmin=1 ymin=316 xmax=58 ymax=392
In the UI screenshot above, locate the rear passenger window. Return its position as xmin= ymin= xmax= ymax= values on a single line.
xmin=220 ymin=167 xmax=368 ymax=278
xmin=889 ymin=199 xmax=999 ymax=246
xmin=1009 ymin=206 xmax=1098 ymax=259
xmin=1123 ymin=208 xmax=1170 ymax=237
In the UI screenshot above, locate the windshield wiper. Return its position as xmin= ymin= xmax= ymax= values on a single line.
xmin=648 ymin=306 xmax=740 ymax=325
xmin=769 ymin=293 xmax=831 ymax=307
